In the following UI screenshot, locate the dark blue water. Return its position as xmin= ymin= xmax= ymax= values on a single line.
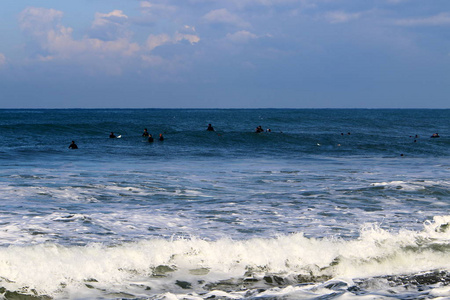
xmin=1 ymin=109 xmax=448 ymax=161
xmin=0 ymin=109 xmax=449 ymax=299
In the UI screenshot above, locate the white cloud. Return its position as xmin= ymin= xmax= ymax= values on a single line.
xmin=139 ymin=1 xmax=177 ymax=20
xmin=140 ymin=1 xmax=176 ymax=12
xmin=91 ymin=10 xmax=130 ymax=41
xmin=175 ymin=33 xmax=200 ymax=44
xmin=146 ymin=34 xmax=172 ymax=51
xmin=182 ymin=25 xmax=196 ymax=33
xmin=93 ymin=10 xmax=128 ymax=27
xmin=146 ymin=32 xmax=200 ymax=51
xmin=19 ymin=7 xmax=63 ymax=29
xmin=324 ymin=10 xmax=362 ymax=24
xmin=395 ymin=12 xmax=450 ymax=26
xmin=18 ymin=7 xmax=140 ymax=74
xmin=19 ymin=7 xmax=64 ymax=41
xmin=18 ymin=6 xmax=200 ymax=75
xmin=203 ymin=8 xmax=250 ymax=27
xmin=226 ymin=30 xmax=257 ymax=43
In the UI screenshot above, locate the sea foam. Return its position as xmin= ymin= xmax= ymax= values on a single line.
xmin=0 ymin=216 xmax=449 ymax=298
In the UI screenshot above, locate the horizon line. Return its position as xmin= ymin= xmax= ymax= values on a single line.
xmin=0 ymin=107 xmax=449 ymax=110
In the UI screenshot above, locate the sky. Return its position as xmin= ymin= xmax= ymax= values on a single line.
xmin=0 ymin=0 xmax=449 ymax=108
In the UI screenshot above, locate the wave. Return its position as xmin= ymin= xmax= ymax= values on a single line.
xmin=0 ymin=216 xmax=449 ymax=299
xmin=370 ymin=180 xmax=450 ymax=194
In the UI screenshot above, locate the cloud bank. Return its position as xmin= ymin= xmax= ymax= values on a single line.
xmin=17 ymin=6 xmax=200 ymax=75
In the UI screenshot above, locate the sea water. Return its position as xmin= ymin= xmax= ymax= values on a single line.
xmin=0 ymin=109 xmax=448 ymax=299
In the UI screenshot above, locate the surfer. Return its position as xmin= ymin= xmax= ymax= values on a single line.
xmin=431 ymin=133 xmax=440 ymax=138
xmin=148 ymin=134 xmax=154 ymax=142
xmin=255 ymin=125 xmax=264 ymax=133
xmin=159 ymin=134 xmax=164 ymax=141
xmin=207 ymin=124 xmax=215 ymax=131
xmin=68 ymin=141 xmax=78 ymax=149
xmin=142 ymin=128 xmax=149 ymax=137
xmin=109 ymin=132 xmax=116 ymax=138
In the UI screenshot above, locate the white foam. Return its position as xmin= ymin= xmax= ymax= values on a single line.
xmin=370 ymin=180 xmax=449 ymax=191
xmin=0 ymin=216 xmax=449 ymax=298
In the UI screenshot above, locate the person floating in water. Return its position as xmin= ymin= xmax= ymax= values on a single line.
xmin=159 ymin=134 xmax=164 ymax=141
xmin=207 ymin=124 xmax=215 ymax=131
xmin=431 ymin=133 xmax=440 ymax=138
xmin=68 ymin=141 xmax=78 ymax=149
xmin=148 ymin=134 xmax=154 ymax=142
xmin=142 ymin=128 xmax=149 ymax=137
xmin=110 ymin=132 xmax=117 ymax=138
xmin=255 ymin=125 xmax=264 ymax=133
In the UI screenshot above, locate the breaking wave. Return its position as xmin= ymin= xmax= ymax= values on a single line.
xmin=1 ymin=216 xmax=450 ymax=299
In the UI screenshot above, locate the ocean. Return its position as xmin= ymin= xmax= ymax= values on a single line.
xmin=0 ymin=109 xmax=448 ymax=299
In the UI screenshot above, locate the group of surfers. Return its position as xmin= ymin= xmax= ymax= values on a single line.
xmin=68 ymin=123 xmax=255 ymax=149
xmin=68 ymin=124 xmax=441 ymax=149
xmin=141 ymin=129 xmax=164 ymax=142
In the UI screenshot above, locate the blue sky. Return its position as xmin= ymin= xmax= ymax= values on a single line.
xmin=0 ymin=0 xmax=449 ymax=108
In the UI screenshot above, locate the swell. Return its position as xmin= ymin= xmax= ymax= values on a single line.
xmin=0 ymin=109 xmax=449 ymax=160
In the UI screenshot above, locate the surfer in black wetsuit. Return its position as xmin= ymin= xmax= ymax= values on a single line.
xmin=148 ymin=134 xmax=154 ymax=142
xmin=110 ymin=132 xmax=116 ymax=138
xmin=159 ymin=134 xmax=164 ymax=141
xmin=255 ymin=125 xmax=264 ymax=133
xmin=207 ymin=124 xmax=215 ymax=131
xmin=142 ymin=128 xmax=149 ymax=137
xmin=68 ymin=141 xmax=78 ymax=149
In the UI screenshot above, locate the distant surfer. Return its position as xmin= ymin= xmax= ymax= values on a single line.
xmin=159 ymin=134 xmax=164 ymax=141
xmin=142 ymin=128 xmax=149 ymax=137
xmin=207 ymin=124 xmax=215 ymax=131
xmin=255 ymin=125 xmax=264 ymax=133
xmin=68 ymin=141 xmax=78 ymax=149
xmin=110 ymin=132 xmax=116 ymax=138
xmin=148 ymin=134 xmax=154 ymax=142
xmin=431 ymin=133 xmax=440 ymax=138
